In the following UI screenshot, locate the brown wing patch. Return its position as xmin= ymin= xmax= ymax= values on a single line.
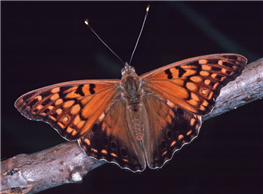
xmin=78 ymin=97 xmax=146 ymax=172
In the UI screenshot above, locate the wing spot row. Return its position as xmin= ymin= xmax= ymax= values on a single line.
xmin=186 ymin=130 xmax=192 ymax=136
xmin=111 ymin=153 xmax=117 ymax=158
xmin=77 ymin=120 xmax=85 ymax=129
xmin=218 ymin=60 xmax=223 ymax=65
xmin=51 ymin=87 xmax=60 ymax=93
xmin=190 ymin=118 xmax=196 ymax=126
xmin=84 ymin=138 xmax=90 ymax=146
xmin=191 ymin=93 xmax=200 ymax=102
xmin=204 ymin=79 xmax=211 ymax=85
xmin=66 ymin=126 xmax=74 ymax=134
xmin=213 ymin=82 xmax=219 ymax=90
xmin=161 ymin=151 xmax=168 ymax=157
xmin=178 ymin=134 xmax=184 ymax=140
xmin=201 ymin=88 xmax=208 ymax=95
xmin=101 ymin=149 xmax=107 ymax=154
xmin=71 ymin=104 xmax=81 ymax=115
xmin=199 ymin=59 xmax=208 ymax=64
xmin=55 ymin=98 xmax=63 ymax=105
xmin=190 ymin=76 xmax=203 ymax=83
xmin=36 ymin=104 xmax=43 ymax=110
xmin=63 ymin=100 xmax=75 ymax=108
xmin=49 ymin=115 xmax=56 ymax=121
xmin=202 ymin=100 xmax=209 ymax=107
xmin=187 ymin=99 xmax=198 ymax=107
xmin=91 ymin=148 xmax=98 ymax=153
xmin=62 ymin=116 xmax=69 ymax=122
xmin=51 ymin=93 xmax=60 ymax=101
xmin=56 ymin=108 xmax=62 ymax=115
xmin=98 ymin=112 xmax=105 ymax=122
xmin=35 ymin=95 xmax=42 ymax=101
xmin=170 ymin=141 xmax=176 ymax=147
xmin=186 ymin=82 xmax=197 ymax=91
xmin=57 ymin=122 xmax=65 ymax=129
xmin=202 ymin=64 xmax=211 ymax=71
xmin=200 ymin=71 xmax=210 ymax=77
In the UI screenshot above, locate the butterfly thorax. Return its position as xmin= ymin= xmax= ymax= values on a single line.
xmin=121 ymin=63 xmax=141 ymax=104
xmin=121 ymin=63 xmax=144 ymax=141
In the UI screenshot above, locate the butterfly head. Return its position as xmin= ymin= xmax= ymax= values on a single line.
xmin=121 ymin=62 xmax=136 ymax=76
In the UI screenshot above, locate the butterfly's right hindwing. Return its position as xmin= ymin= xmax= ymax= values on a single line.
xmin=79 ymin=96 xmax=146 ymax=172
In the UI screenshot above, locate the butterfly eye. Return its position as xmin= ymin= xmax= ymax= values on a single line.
xmin=121 ymin=67 xmax=126 ymax=75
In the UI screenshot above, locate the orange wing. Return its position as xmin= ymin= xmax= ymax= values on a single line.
xmin=15 ymin=79 xmax=120 ymax=141
xmin=140 ymin=53 xmax=247 ymax=169
xmin=141 ymin=54 xmax=247 ymax=115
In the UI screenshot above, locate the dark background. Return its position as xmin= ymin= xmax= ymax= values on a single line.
xmin=2 ymin=2 xmax=262 ymax=194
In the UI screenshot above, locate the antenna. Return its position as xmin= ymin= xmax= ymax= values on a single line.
xmin=85 ymin=5 xmax=150 ymax=65
xmin=85 ymin=19 xmax=125 ymax=65
xmin=129 ymin=5 xmax=150 ymax=65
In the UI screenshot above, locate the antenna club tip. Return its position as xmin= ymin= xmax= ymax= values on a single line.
xmin=84 ymin=19 xmax=89 ymax=25
xmin=146 ymin=5 xmax=150 ymax=12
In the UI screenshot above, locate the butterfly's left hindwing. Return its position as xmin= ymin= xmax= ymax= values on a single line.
xmin=142 ymin=93 xmax=201 ymax=169
xmin=15 ymin=80 xmax=120 ymax=140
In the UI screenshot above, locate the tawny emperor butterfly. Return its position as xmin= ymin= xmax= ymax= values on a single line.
xmin=14 ymin=5 xmax=247 ymax=172
xmin=15 ymin=53 xmax=247 ymax=172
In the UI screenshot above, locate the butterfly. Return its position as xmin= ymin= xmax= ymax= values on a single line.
xmin=15 ymin=53 xmax=247 ymax=172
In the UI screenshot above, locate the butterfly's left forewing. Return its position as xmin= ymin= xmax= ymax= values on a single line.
xmin=141 ymin=54 xmax=247 ymax=115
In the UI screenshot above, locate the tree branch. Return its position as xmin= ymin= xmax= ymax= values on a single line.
xmin=1 ymin=58 xmax=263 ymax=194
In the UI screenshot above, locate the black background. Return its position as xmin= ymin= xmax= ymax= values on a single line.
xmin=2 ymin=2 xmax=263 ymax=194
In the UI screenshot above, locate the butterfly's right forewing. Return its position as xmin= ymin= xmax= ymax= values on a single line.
xmin=15 ymin=80 xmax=120 ymax=140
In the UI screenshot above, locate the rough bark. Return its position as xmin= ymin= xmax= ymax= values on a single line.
xmin=1 ymin=58 xmax=262 ymax=194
